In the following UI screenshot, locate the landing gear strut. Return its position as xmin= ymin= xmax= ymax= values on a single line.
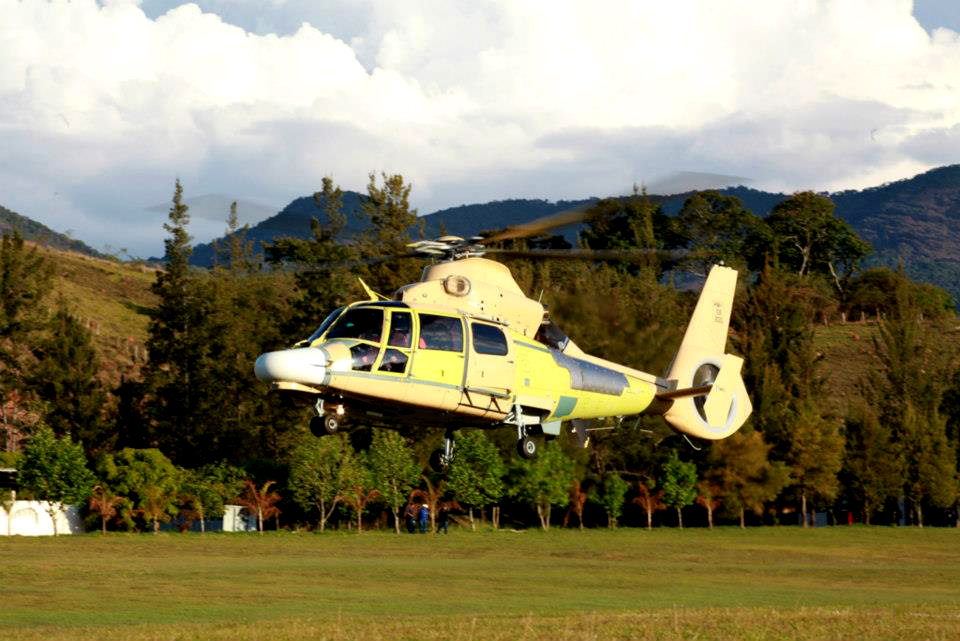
xmin=430 ymin=430 xmax=456 ymax=472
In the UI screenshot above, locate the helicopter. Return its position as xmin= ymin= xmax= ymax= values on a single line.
xmin=254 ymin=225 xmax=753 ymax=468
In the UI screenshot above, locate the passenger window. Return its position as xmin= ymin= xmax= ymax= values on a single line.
xmin=387 ymin=312 xmax=412 ymax=348
xmin=349 ymin=344 xmax=379 ymax=372
xmin=327 ymin=308 xmax=384 ymax=343
xmin=378 ymin=349 xmax=408 ymax=373
xmin=472 ymin=323 xmax=509 ymax=356
xmin=418 ymin=314 xmax=463 ymax=352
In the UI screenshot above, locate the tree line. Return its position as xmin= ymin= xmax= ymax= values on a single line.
xmin=1 ymin=174 xmax=959 ymax=531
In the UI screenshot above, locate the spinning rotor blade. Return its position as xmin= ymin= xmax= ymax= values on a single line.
xmin=642 ymin=171 xmax=750 ymax=196
xmin=481 ymin=207 xmax=592 ymax=244
xmin=483 ymin=247 xmax=720 ymax=263
xmin=302 ymin=251 xmax=424 ymax=271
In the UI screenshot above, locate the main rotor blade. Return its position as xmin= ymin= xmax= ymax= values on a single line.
xmin=483 ymin=247 xmax=719 ymax=262
xmin=304 ymin=251 xmax=425 ymax=271
xmin=480 ymin=207 xmax=592 ymax=244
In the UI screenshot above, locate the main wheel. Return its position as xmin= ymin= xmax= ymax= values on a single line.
xmin=322 ymin=413 xmax=339 ymax=435
xmin=517 ymin=436 xmax=538 ymax=459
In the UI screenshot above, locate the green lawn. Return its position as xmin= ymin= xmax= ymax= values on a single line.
xmin=2 ymin=527 xmax=958 ymax=640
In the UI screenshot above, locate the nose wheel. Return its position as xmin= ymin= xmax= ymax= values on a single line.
xmin=310 ymin=399 xmax=343 ymax=437
xmin=310 ymin=413 xmax=339 ymax=436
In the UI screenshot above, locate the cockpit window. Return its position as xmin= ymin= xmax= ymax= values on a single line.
xmin=534 ymin=320 xmax=569 ymax=351
xmin=326 ymin=308 xmax=384 ymax=343
xmin=418 ymin=314 xmax=463 ymax=352
xmin=305 ymin=306 xmax=346 ymax=343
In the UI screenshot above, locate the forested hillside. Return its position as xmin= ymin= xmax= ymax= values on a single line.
xmin=0 ymin=204 xmax=105 ymax=258
xmin=3 ymin=175 xmax=960 ymax=536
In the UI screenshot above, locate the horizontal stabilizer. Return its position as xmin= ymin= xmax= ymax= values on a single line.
xmin=656 ymin=385 xmax=712 ymax=401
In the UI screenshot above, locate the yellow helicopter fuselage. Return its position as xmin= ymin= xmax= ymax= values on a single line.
xmin=255 ymin=256 xmax=751 ymax=445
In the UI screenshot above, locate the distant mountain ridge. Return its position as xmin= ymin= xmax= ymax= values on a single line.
xmin=0 ymin=204 xmax=106 ymax=258
xmin=7 ymin=165 xmax=960 ymax=301
xmin=188 ymin=193 xmax=600 ymax=265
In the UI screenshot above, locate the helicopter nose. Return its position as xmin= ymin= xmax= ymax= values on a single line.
xmin=254 ymin=347 xmax=328 ymax=386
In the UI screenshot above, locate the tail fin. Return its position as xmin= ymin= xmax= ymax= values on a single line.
xmin=658 ymin=265 xmax=752 ymax=440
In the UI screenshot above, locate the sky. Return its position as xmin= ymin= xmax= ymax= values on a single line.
xmin=1 ymin=0 xmax=959 ymax=258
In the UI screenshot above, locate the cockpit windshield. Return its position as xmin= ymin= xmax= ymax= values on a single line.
xmin=326 ymin=307 xmax=385 ymax=343
xmin=304 ymin=306 xmax=346 ymax=344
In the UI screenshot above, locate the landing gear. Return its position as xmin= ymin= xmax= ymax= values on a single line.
xmin=515 ymin=417 xmax=540 ymax=460
xmin=430 ymin=430 xmax=457 ymax=472
xmin=310 ymin=399 xmax=343 ymax=437
xmin=309 ymin=413 xmax=339 ymax=436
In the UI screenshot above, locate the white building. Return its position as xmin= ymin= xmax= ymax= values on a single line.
xmin=0 ymin=496 xmax=84 ymax=536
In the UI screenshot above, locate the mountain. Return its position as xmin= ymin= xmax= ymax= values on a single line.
xmin=189 ymin=191 xmax=368 ymax=266
xmin=0 ymin=204 xmax=106 ymax=258
xmin=189 ymin=193 xmax=597 ymax=266
xmin=189 ymin=165 xmax=960 ymax=300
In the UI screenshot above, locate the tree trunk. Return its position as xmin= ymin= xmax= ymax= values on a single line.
xmin=676 ymin=506 xmax=683 ymax=529
xmin=257 ymin=508 xmax=263 ymax=533
xmin=537 ymin=503 xmax=549 ymax=530
xmin=707 ymin=506 xmax=713 ymax=529
xmin=917 ymin=503 xmax=923 ymax=528
xmin=739 ymin=507 xmax=745 ymax=528
xmin=801 ymin=491 xmax=808 ymax=528
xmin=646 ymin=508 xmax=653 ymax=530
xmin=469 ymin=508 xmax=475 ymax=531
xmin=101 ymin=516 xmax=107 ymax=535
xmin=48 ymin=504 xmax=59 ymax=536
xmin=492 ymin=506 xmax=500 ymax=529
xmin=393 ymin=507 xmax=400 ymax=534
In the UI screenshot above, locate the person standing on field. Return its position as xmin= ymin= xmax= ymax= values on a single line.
xmin=404 ymin=503 xmax=417 ymax=534
xmin=419 ymin=503 xmax=429 ymax=534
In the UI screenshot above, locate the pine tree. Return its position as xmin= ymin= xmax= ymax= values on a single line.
xmin=356 ymin=172 xmax=423 ymax=296
xmin=265 ymin=177 xmax=360 ymax=338
xmin=841 ymin=402 xmax=902 ymax=524
xmin=142 ymin=180 xmax=219 ymax=465
xmin=732 ymin=266 xmax=842 ymax=522
xmin=869 ymin=276 xmax=958 ymax=525
xmin=27 ymin=301 xmax=107 ymax=454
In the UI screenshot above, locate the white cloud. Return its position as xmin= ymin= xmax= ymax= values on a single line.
xmin=0 ymin=0 xmax=959 ymax=257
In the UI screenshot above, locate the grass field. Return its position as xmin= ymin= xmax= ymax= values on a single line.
xmin=2 ymin=527 xmax=959 ymax=640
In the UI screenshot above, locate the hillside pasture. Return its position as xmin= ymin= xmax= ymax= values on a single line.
xmin=2 ymin=527 xmax=958 ymax=641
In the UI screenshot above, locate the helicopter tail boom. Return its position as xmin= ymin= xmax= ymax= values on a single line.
xmin=658 ymin=265 xmax=752 ymax=440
